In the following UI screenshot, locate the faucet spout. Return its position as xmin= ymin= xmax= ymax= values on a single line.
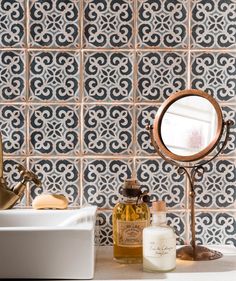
xmin=0 ymin=165 xmax=41 ymax=210
xmin=13 ymin=165 xmax=41 ymax=198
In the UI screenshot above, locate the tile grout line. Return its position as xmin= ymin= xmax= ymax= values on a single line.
xmin=131 ymin=0 xmax=138 ymax=160
xmin=0 ymin=101 xmax=235 ymax=106
xmin=79 ymin=0 xmax=84 ymax=207
xmin=185 ymin=0 xmax=192 ymax=243
xmin=25 ymin=0 xmax=30 ymax=206
xmin=3 ymin=154 xmax=236 ymax=160
xmin=2 ymin=47 xmax=236 ymax=52
xmin=133 ymin=0 xmax=138 ymax=162
xmin=187 ymin=0 xmax=191 ymax=90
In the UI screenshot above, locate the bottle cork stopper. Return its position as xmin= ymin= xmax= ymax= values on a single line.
xmin=152 ymin=201 xmax=166 ymax=212
xmin=124 ymin=178 xmax=140 ymax=189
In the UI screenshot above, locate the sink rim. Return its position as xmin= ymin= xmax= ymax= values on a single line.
xmin=0 ymin=206 xmax=97 ymax=231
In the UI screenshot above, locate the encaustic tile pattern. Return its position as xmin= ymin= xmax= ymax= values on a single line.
xmin=0 ymin=0 xmax=235 ymax=246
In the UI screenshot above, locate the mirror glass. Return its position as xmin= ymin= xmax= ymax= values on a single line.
xmin=160 ymin=96 xmax=218 ymax=156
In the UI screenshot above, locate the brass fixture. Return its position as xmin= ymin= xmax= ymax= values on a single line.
xmin=0 ymin=133 xmax=41 ymax=210
xmin=146 ymin=89 xmax=233 ymax=261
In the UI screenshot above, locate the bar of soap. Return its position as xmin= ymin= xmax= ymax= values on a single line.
xmin=32 ymin=194 xmax=68 ymax=210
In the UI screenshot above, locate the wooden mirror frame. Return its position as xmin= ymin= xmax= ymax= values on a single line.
xmin=153 ymin=89 xmax=223 ymax=162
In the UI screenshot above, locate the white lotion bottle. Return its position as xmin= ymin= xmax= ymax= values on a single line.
xmin=143 ymin=201 xmax=176 ymax=272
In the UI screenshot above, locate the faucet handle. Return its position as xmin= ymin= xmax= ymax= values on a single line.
xmin=17 ymin=164 xmax=41 ymax=186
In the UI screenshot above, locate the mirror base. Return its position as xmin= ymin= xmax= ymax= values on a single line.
xmin=176 ymin=245 xmax=223 ymax=261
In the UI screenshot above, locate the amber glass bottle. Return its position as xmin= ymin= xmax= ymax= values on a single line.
xmin=113 ymin=179 xmax=150 ymax=264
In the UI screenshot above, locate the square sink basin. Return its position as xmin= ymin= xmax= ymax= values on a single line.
xmin=0 ymin=206 xmax=97 ymax=279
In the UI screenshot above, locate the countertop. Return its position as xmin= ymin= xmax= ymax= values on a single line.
xmin=93 ymin=246 xmax=236 ymax=281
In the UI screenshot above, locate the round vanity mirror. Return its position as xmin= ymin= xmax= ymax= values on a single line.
xmin=153 ymin=89 xmax=223 ymax=162
xmin=149 ymin=89 xmax=230 ymax=261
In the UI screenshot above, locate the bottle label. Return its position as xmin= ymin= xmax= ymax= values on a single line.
xmin=117 ymin=220 xmax=147 ymax=247
xmin=144 ymin=238 xmax=176 ymax=257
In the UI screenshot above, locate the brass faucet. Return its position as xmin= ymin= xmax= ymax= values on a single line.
xmin=0 ymin=133 xmax=41 ymax=209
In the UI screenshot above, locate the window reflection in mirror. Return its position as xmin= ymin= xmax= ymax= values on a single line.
xmin=161 ymin=96 xmax=218 ymax=156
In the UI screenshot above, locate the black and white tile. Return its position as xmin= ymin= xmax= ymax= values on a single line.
xmin=0 ymin=0 xmax=234 ymax=247
xmin=97 ymin=211 xmax=187 ymax=246
xmin=137 ymin=0 xmax=188 ymax=48
xmin=194 ymin=212 xmax=236 ymax=246
xmin=136 ymin=159 xmax=186 ymax=209
xmin=0 ymin=0 xmax=25 ymax=47
xmin=83 ymin=158 xmax=133 ymax=208
xmin=0 ymin=51 xmax=25 ymax=101
xmin=191 ymin=52 xmax=236 ymax=103
xmin=29 ymin=105 xmax=80 ymax=155
xmin=29 ymin=0 xmax=80 ymax=47
xmin=4 ymin=158 xmax=26 ymax=187
xmin=29 ymin=51 xmax=80 ymax=102
xmin=29 ymin=158 xmax=80 ymax=206
xmin=84 ymin=52 xmax=134 ymax=102
xmin=194 ymin=159 xmax=236 ymax=209
xmin=135 ymin=105 xmax=159 ymax=155
xmin=0 ymin=105 xmax=25 ymax=155
xmin=83 ymin=105 xmax=133 ymax=155
xmin=221 ymin=106 xmax=236 ymax=156
xmin=137 ymin=52 xmax=187 ymax=101
xmin=191 ymin=0 xmax=236 ymax=49
xmin=97 ymin=211 xmax=113 ymax=246
xmin=3 ymin=158 xmax=27 ymax=207
xmin=167 ymin=212 xmax=187 ymax=245
xmin=83 ymin=0 xmax=134 ymax=48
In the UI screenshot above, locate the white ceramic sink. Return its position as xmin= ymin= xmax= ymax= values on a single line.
xmin=0 ymin=206 xmax=97 ymax=279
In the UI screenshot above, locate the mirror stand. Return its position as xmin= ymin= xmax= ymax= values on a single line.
xmin=146 ymin=119 xmax=233 ymax=261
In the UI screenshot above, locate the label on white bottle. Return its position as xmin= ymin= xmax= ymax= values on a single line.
xmin=144 ymin=238 xmax=176 ymax=257
xmin=117 ymin=220 xmax=147 ymax=247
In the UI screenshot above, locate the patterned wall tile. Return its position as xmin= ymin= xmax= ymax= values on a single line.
xmin=0 ymin=51 xmax=25 ymax=102
xmin=4 ymin=158 xmax=26 ymax=188
xmin=83 ymin=0 xmax=134 ymax=48
xmin=29 ymin=158 xmax=80 ymax=206
xmin=0 ymin=0 xmax=25 ymax=47
xmin=137 ymin=0 xmax=188 ymax=48
xmin=191 ymin=0 xmax=236 ymax=49
xmin=194 ymin=159 xmax=236 ymax=209
xmin=83 ymin=158 xmax=133 ymax=208
xmin=29 ymin=0 xmax=80 ymax=47
xmin=137 ymin=52 xmax=187 ymax=102
xmin=29 ymin=105 xmax=80 ymax=155
xmin=29 ymin=51 xmax=80 ymax=102
xmin=4 ymin=158 xmax=27 ymax=207
xmin=84 ymin=52 xmax=134 ymax=102
xmin=0 ymin=0 xmax=235 ymax=247
xmin=97 ymin=211 xmax=186 ymax=246
xmin=0 ymin=105 xmax=25 ymax=155
xmin=83 ymin=105 xmax=133 ymax=155
xmin=194 ymin=212 xmax=236 ymax=246
xmin=167 ymin=212 xmax=187 ymax=245
xmin=191 ymin=52 xmax=236 ymax=103
xmin=136 ymin=158 xmax=186 ymax=209
xmin=136 ymin=105 xmax=159 ymax=155
xmin=97 ymin=211 xmax=113 ymax=246
xmin=222 ymin=106 xmax=236 ymax=156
